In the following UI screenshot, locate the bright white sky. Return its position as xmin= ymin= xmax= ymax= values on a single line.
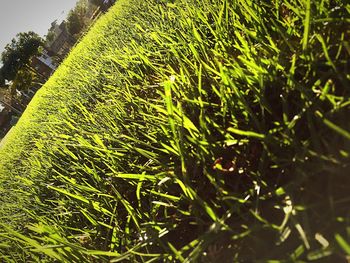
xmin=0 ymin=0 xmax=78 ymax=54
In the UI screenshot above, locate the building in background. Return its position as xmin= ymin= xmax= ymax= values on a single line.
xmin=30 ymin=49 xmax=57 ymax=79
xmin=46 ymin=21 xmax=74 ymax=57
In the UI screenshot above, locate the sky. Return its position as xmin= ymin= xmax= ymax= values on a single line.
xmin=0 ymin=0 xmax=78 ymax=54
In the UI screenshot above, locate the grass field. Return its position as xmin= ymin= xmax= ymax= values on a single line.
xmin=0 ymin=0 xmax=349 ymax=261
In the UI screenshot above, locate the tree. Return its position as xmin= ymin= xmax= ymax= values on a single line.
xmin=66 ymin=1 xmax=88 ymax=37
xmin=89 ymin=0 xmax=103 ymax=6
xmin=66 ymin=10 xmax=84 ymax=36
xmin=0 ymin=32 xmax=43 ymax=81
xmin=0 ymin=68 xmax=5 ymax=87
xmin=45 ymin=20 xmax=58 ymax=44
xmin=12 ymin=67 xmax=38 ymax=92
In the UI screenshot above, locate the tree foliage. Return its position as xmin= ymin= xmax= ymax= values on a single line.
xmin=0 ymin=69 xmax=5 ymax=87
xmin=66 ymin=1 xmax=88 ymax=36
xmin=12 ymin=67 xmax=38 ymax=92
xmin=67 ymin=11 xmax=84 ymax=36
xmin=88 ymin=0 xmax=104 ymax=6
xmin=0 ymin=31 xmax=43 ymax=81
xmin=45 ymin=20 xmax=58 ymax=44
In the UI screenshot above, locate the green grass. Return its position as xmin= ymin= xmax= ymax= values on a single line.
xmin=0 ymin=0 xmax=349 ymax=261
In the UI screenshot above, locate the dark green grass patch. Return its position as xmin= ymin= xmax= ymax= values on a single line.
xmin=0 ymin=0 xmax=349 ymax=261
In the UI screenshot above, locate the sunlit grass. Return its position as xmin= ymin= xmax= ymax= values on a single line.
xmin=0 ymin=0 xmax=349 ymax=261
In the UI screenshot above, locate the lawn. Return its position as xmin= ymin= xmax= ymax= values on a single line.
xmin=0 ymin=0 xmax=349 ymax=261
